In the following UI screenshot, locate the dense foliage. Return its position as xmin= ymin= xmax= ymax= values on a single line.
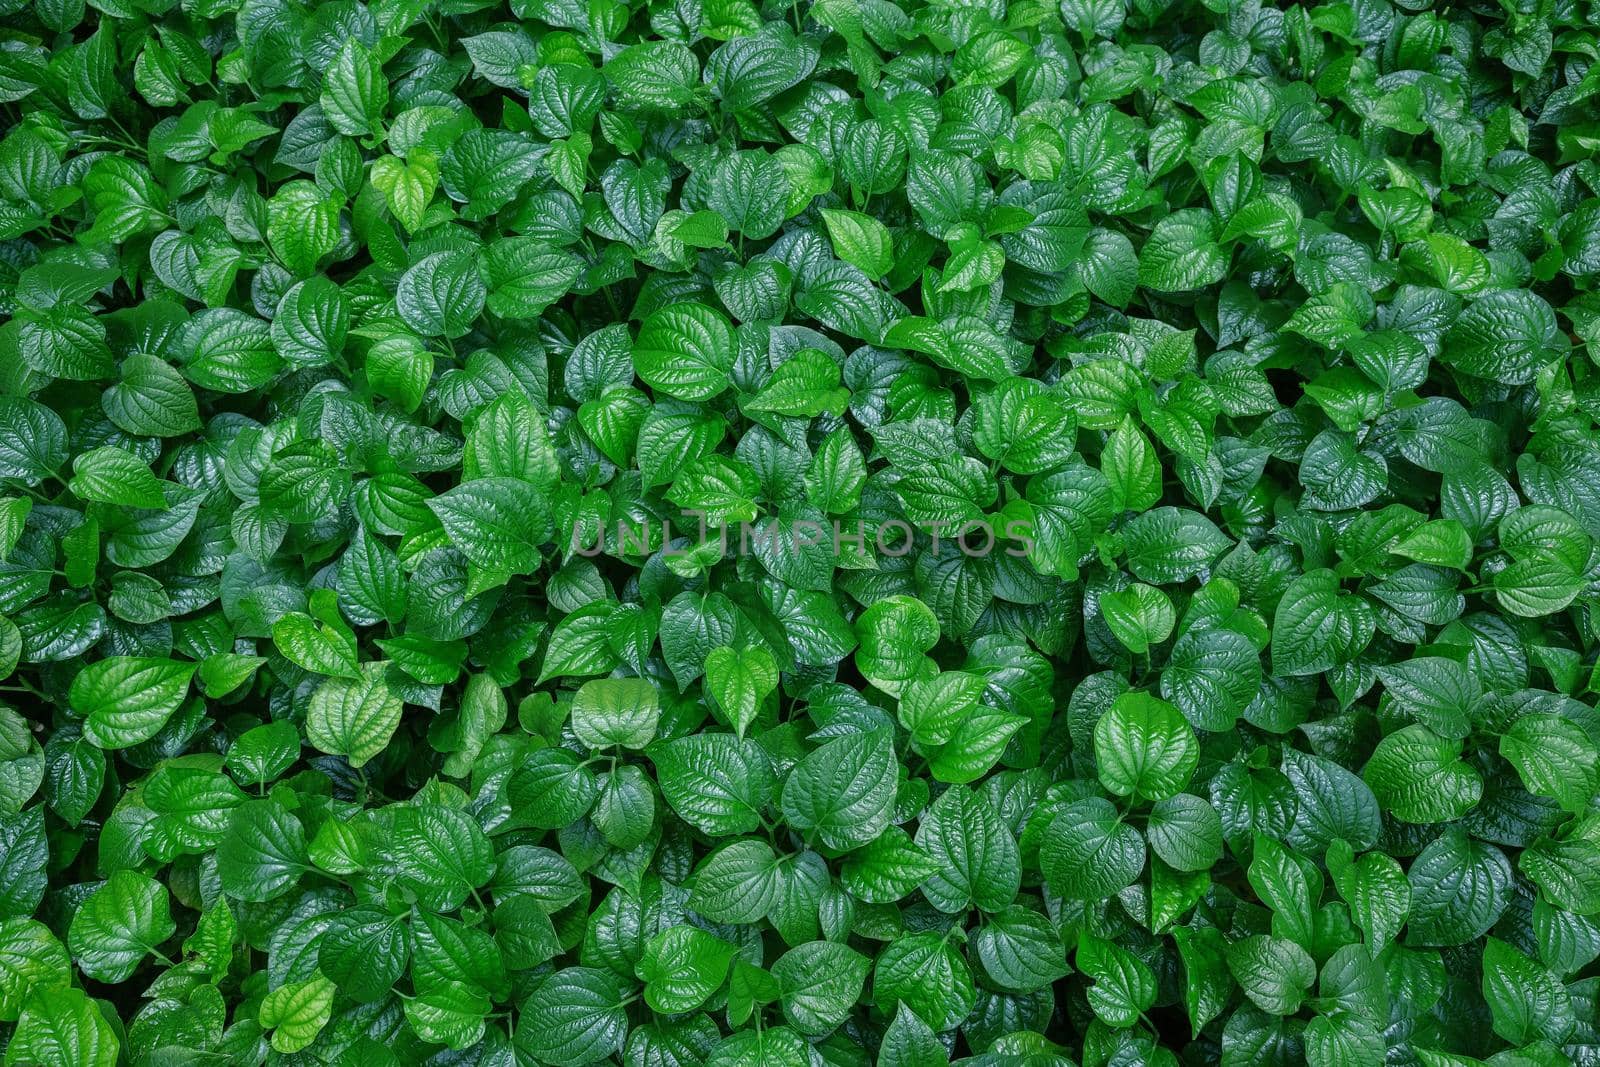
xmin=4 ymin=0 xmax=1600 ymax=1061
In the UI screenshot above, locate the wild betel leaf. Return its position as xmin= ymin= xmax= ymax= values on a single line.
xmin=5 ymin=0 xmax=1599 ymax=1060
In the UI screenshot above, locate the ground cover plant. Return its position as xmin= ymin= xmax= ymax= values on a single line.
xmin=4 ymin=0 xmax=1600 ymax=1062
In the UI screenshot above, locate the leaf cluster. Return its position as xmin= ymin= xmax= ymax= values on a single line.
xmin=3 ymin=0 xmax=1600 ymax=1063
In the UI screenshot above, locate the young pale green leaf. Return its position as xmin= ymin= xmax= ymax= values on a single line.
xmin=820 ymin=208 xmax=894 ymax=278
xmin=259 ymin=973 xmax=336 ymax=1054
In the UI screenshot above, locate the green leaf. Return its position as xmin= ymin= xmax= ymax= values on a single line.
xmin=272 ymin=277 xmax=349 ymax=368
xmin=1146 ymin=793 xmax=1224 ymax=872
xmin=651 ymin=733 xmax=772 ymax=836
xmin=1480 ymin=937 xmax=1574 ymax=1045
xmin=1160 ymin=627 xmax=1260 ymax=731
xmin=322 ymin=39 xmax=387 ymax=137
xmin=1500 ymin=714 xmax=1599 ymax=813
xmin=1271 ymin=570 xmax=1376 ymax=677
xmin=427 ymin=477 xmax=552 ymax=587
xmin=872 ymin=931 xmax=975 ymax=1032
xmin=772 ymin=941 xmax=870 ymax=1035
xmin=391 ymin=803 xmax=494 ymax=911
xmin=266 ymin=182 xmax=339 ymax=277
xmin=144 ymin=765 xmax=245 ymax=860
xmin=1225 ymin=934 xmax=1315 ymax=1016
xmin=272 ymin=607 xmax=359 ymax=679
xmin=914 ymin=785 xmax=1019 ymax=913
xmin=854 ymin=595 xmax=940 ymax=697
xmin=1305 ymin=1012 xmax=1385 ymax=1067
xmin=1280 ymin=747 xmax=1382 ymax=853
xmin=1443 ymin=289 xmax=1563 ymax=384
xmin=879 ymin=1005 xmax=948 ymax=1067
xmin=1328 ymin=840 xmax=1409 ymax=952
xmin=67 ymin=871 xmax=175 ymax=983
xmin=0 ymin=809 xmax=47 ymax=920
xmin=1363 ymin=725 xmax=1483 ymax=824
xmin=1078 ymin=934 xmax=1155 ymax=1027
xmin=970 ymin=905 xmax=1069 ymax=993
xmin=1094 ymin=691 xmax=1198 ymax=801
xmin=305 ymin=662 xmax=404 ymax=768
xmin=1102 ymin=416 xmax=1161 ymax=513
xmin=508 ymin=749 xmax=599 ymax=830
xmin=461 ymin=30 xmax=538 ymax=88
xmin=1247 ymin=834 xmax=1315 ymax=944
xmin=820 ymin=208 xmax=894 ymax=278
xmin=638 ymin=925 xmax=737 ymax=1013
xmin=1041 ymin=797 xmax=1146 ymax=900
xmin=743 ymin=349 xmax=849 ymax=418
xmin=1375 ymin=657 xmax=1478 ymax=739
xmin=72 ymin=658 xmax=195 ymax=750
xmin=704 ymin=645 xmax=777 ymax=737
xmin=570 ymin=677 xmax=660 ymax=749
xmin=691 ymin=838 xmax=782 ymax=923
xmin=670 ymin=210 xmax=730 ymax=249
xmin=1138 ymin=209 xmax=1227 ymax=292
xmin=0 ymin=918 xmax=69 ymax=1023
xmin=1521 ymin=815 xmax=1600 ymax=914
xmin=1172 ymin=925 xmax=1230 ymax=1036
xmin=516 ymin=968 xmax=631 ymax=1065
xmin=68 ymin=446 xmax=167 ymax=509
xmin=6 ymin=987 xmax=119 ymax=1067
xmin=259 ymin=973 xmax=335 ymax=1054
xmin=397 ymin=251 xmax=486 ymax=339
xmin=1100 ymin=583 xmax=1174 ymax=654
xmin=839 ymin=827 xmax=939 ymax=905
xmin=633 ymin=303 xmax=735 ymax=401
xmin=781 ymin=728 xmax=897 ymax=851
xmin=1409 ymin=829 xmax=1513 ymax=946
xmin=1121 ymin=507 xmax=1231 ymax=584
xmin=484 ymin=238 xmax=584 ymax=318
xmin=217 ymin=798 xmax=309 ymax=902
